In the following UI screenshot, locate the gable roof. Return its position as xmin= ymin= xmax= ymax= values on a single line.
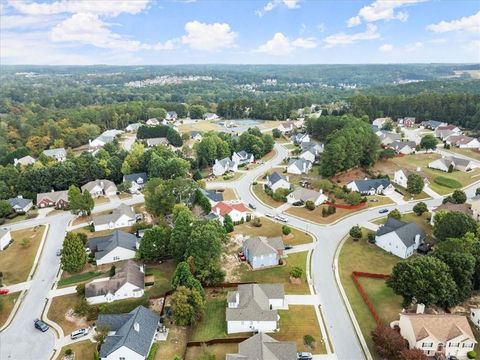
xmin=350 ymin=179 xmax=391 ymax=193
xmin=42 ymin=148 xmax=66 ymax=158
xmin=123 ymin=173 xmax=147 ymax=184
xmin=15 ymin=155 xmax=36 ymax=165
xmin=376 ymin=217 xmax=425 ymax=247
xmin=87 ymin=230 xmax=138 ymax=261
xmin=81 ymin=179 xmax=117 ymax=193
xmin=447 ymin=135 xmax=478 ymax=146
xmin=227 ymin=333 xmax=297 ymax=360
xmin=212 ymin=201 xmax=250 ymax=217
xmin=235 ymin=150 xmax=252 ymax=159
xmin=92 ymin=129 xmax=123 ymax=145
xmin=92 ymin=203 xmax=135 ymax=227
xmin=289 ymin=188 xmax=323 ymax=202
xmin=267 ymin=172 xmax=287 ymax=185
xmin=390 ymin=140 xmax=416 ymax=151
xmin=244 ymin=236 xmax=284 ymax=257
xmin=432 ymin=202 xmax=473 ymax=217
xmin=0 ymin=228 xmax=10 ymax=239
xmin=379 ymin=131 xmax=401 ymax=142
xmin=97 ymin=306 xmax=159 ymax=358
xmin=287 ymin=158 xmax=311 ymax=171
xmin=7 ymin=197 xmax=33 ymax=209
xmin=201 ymin=189 xmax=224 ymax=203
xmin=36 ymin=190 xmax=68 ymax=205
xmin=217 ymin=157 xmax=236 ymax=169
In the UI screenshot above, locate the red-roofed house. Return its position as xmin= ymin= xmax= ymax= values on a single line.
xmin=212 ymin=201 xmax=251 ymax=223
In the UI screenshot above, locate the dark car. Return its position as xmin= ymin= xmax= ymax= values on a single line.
xmin=34 ymin=319 xmax=49 ymax=332
xmin=378 ymin=208 xmax=389 ymax=214
xmin=297 ymin=352 xmax=313 ymax=360
xmin=284 ymin=245 xmax=293 ymax=250
xmin=249 ymin=203 xmax=257 ymax=210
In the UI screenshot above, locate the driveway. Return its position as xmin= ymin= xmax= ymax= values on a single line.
xmin=386 ymin=191 xmax=407 ymax=205
xmin=285 ymin=294 xmax=320 ymax=306
xmin=423 ymin=184 xmax=442 ymax=199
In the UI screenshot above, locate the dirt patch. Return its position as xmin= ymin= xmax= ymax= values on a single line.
xmin=65 ymin=308 xmax=89 ymax=329
xmin=221 ymin=236 xmax=244 ymax=282
xmin=331 ymin=167 xmax=370 ymax=185
xmin=149 ymin=297 xmax=164 ymax=313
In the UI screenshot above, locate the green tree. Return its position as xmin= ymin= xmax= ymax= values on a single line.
xmin=144 ymin=178 xmax=198 ymax=216
xmin=381 ymin=120 xmax=394 ymax=131
xmin=61 ymin=232 xmax=88 ymax=273
xmin=272 ymin=128 xmax=282 ymax=138
xmin=420 ymin=134 xmax=437 ymax=152
xmin=349 ymin=226 xmax=362 ymax=240
xmin=171 ymin=286 xmax=205 ymax=326
xmin=282 ymin=225 xmax=291 ymax=235
xmin=433 ymin=211 xmax=478 ymax=241
xmin=189 ymin=105 xmax=206 ymax=119
xmin=171 ymin=262 xmax=204 ymax=297
xmin=407 ymin=174 xmax=424 ymax=195
xmin=138 ymin=225 xmax=171 ymax=261
xmin=290 ymin=266 xmax=303 ymax=279
xmin=121 ymin=142 xmax=145 ymax=175
xmin=223 ymin=214 xmax=234 ymax=233
xmin=0 ymin=200 xmax=12 ymax=218
xmin=412 ymin=202 xmax=428 ymax=216
xmin=170 ymin=207 xmax=194 ymax=262
xmin=451 ymin=189 xmax=467 ymax=204
xmin=345 ymin=192 xmax=362 ymax=206
xmin=388 ymin=209 xmax=402 ymax=220
xmin=476 ymin=188 xmax=480 ymax=196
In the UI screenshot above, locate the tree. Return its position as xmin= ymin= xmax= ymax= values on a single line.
xmin=189 ymin=105 xmax=206 ymax=119
xmin=387 ymin=256 xmax=457 ymax=307
xmin=138 ymin=225 xmax=171 ymax=261
xmin=290 ymin=266 xmax=304 ymax=279
xmin=451 ymin=189 xmax=467 ymax=204
xmin=412 ymin=202 xmax=428 ymax=216
xmin=371 ymin=326 xmax=406 ymax=360
xmin=388 ymin=209 xmax=402 ymax=220
xmin=171 ymin=286 xmax=205 ymax=326
xmin=272 ymin=128 xmax=282 ymax=138
xmin=194 ymin=189 xmax=211 ymax=214
xmin=349 ymin=226 xmax=362 ymax=240
xmin=345 ymin=192 xmax=362 ymax=206
xmin=420 ymin=134 xmax=437 ymax=152
xmin=144 ymin=178 xmax=198 ymax=216
xmin=61 ymin=232 xmax=88 ymax=273
xmin=223 ymin=214 xmax=234 ymax=233
xmin=476 ymin=188 xmax=480 ymax=196
xmin=379 ymin=148 xmax=396 ymax=160
xmin=171 ymin=262 xmax=204 ymax=297
xmin=170 ymin=208 xmax=194 ymax=262
xmin=407 ymin=174 xmax=424 ymax=195
xmin=381 ymin=120 xmax=394 ymax=131
xmin=282 ymin=225 xmax=291 ymax=235
xmin=399 ymin=349 xmax=428 ymax=360
xmin=68 ymin=185 xmax=94 ymax=216
xmin=0 ymin=200 xmax=12 ymax=218
xmin=305 ymin=200 xmax=315 ymax=210
xmin=121 ymin=142 xmax=145 ymax=175
xmin=433 ymin=211 xmax=478 ymax=241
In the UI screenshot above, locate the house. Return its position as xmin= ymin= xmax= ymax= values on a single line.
xmin=301 ymin=141 xmax=324 ymax=154
xmin=470 ymin=308 xmax=480 ymax=328
xmin=166 ymin=111 xmax=178 ymax=121
xmin=81 ymin=179 xmax=118 ymax=198
xmin=346 ymin=179 xmax=394 ymax=195
xmin=125 ymin=123 xmax=142 ymax=132
xmin=96 ymin=306 xmax=160 ymax=360
xmin=145 ymin=137 xmax=169 ymax=147
xmin=375 ymin=217 xmax=425 ymax=259
xmin=293 ymin=133 xmax=310 ymax=144
xmin=397 ymin=117 xmax=416 ymax=127
xmin=42 ymin=148 xmax=66 ymax=162
xmin=226 ymin=284 xmax=286 ymax=334
xmin=277 ymin=121 xmax=296 ymax=134
xmin=92 ymin=203 xmax=136 ymax=232
xmin=287 ymin=188 xmax=327 ymax=206
xmin=14 ymin=155 xmax=35 ymax=166
xmin=211 ymin=201 xmax=250 ymax=223
xmin=389 ymin=140 xmax=416 ymax=155
xmin=226 ymin=333 xmax=297 ymax=360
xmin=190 ymin=131 xmax=203 ymax=141
xmin=372 ymin=117 xmax=391 ymax=128
xmin=299 ymin=147 xmax=316 ymax=163
xmin=146 ymin=118 xmax=160 ymax=126
xmin=89 ymin=130 xmax=123 ymax=149
xmin=446 ymin=135 xmax=480 ymax=149
xmin=435 ymin=125 xmax=461 ymax=140
xmin=36 ymin=190 xmax=68 ymax=209
xmin=203 ymin=112 xmax=219 ymax=121
xmin=420 ymin=120 xmax=447 ymax=130
xmin=87 ymin=230 xmax=139 ymax=265
xmin=232 ymin=151 xmax=254 ymax=165
xmin=286 ymin=158 xmax=312 ymax=175
xmin=266 ymin=172 xmax=291 ymax=192
xmin=393 ymin=169 xmax=428 ymax=189
xmin=85 ymin=260 xmax=144 ymax=304
xmin=430 ymin=202 xmax=473 ymax=225
xmin=243 ymin=236 xmax=284 ymax=269
xmin=428 ymin=156 xmax=473 ymax=172
xmin=213 ymin=157 xmax=238 ymax=177
xmin=0 ymin=229 xmax=12 ymax=251
xmin=7 ymin=196 xmax=33 ymax=213
xmin=467 ymin=195 xmax=480 ymax=221
xmin=398 ymin=311 xmax=476 ymax=358
xmin=123 ymin=173 xmax=147 ymax=194
xmin=379 ymin=131 xmax=402 ymax=146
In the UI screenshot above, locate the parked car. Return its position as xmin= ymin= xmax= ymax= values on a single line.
xmin=378 ymin=208 xmax=389 ymax=214
xmin=275 ymin=215 xmax=288 ymax=222
xmin=56 ymin=249 xmax=62 ymax=256
xmin=0 ymin=288 xmax=9 ymax=295
xmin=265 ymin=213 xmax=274 ymax=218
xmin=34 ymin=319 xmax=49 ymax=332
xmin=284 ymin=245 xmax=293 ymax=250
xmin=70 ymin=327 xmax=90 ymax=340
xmin=249 ymin=203 xmax=257 ymax=210
xmin=297 ymin=352 xmax=313 ymax=360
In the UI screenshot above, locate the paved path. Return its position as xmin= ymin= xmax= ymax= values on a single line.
xmin=285 ymin=294 xmax=320 ymax=305
xmin=363 ymin=222 xmax=380 ymax=232
xmin=423 ymin=184 xmax=442 ymax=199
xmin=387 ymin=191 xmax=407 ymax=205
xmin=48 ymin=286 xmax=77 ymax=298
xmin=5 ymin=281 xmax=32 ymax=294
xmin=285 ymin=243 xmax=314 ymax=254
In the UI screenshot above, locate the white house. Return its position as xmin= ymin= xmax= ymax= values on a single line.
xmin=286 ymin=158 xmax=312 ymax=175
xmin=7 ymin=196 xmax=33 ymax=213
xmin=0 ymin=229 xmax=12 ymax=251
xmin=123 ymin=173 xmax=147 ymax=194
xmin=87 ymin=230 xmax=139 ymax=266
xmin=389 ymin=140 xmax=416 ymax=155
xmin=81 ymin=179 xmax=117 ymax=198
xmin=211 ymin=201 xmax=250 ymax=223
xmin=266 ymin=172 xmax=291 ymax=192
xmin=42 ymin=148 xmax=66 ymax=162
xmin=85 ymin=260 xmax=144 ymax=304
xmin=243 ymin=237 xmax=284 ymax=270
xmin=92 ymin=203 xmax=136 ymax=232
xmin=346 ymin=179 xmax=395 ymax=195
xmin=212 ymin=157 xmax=238 ymax=177
xmin=428 ymin=156 xmax=473 ymax=172
xmin=393 ymin=169 xmax=428 ymax=189
xmin=125 ymin=123 xmax=142 ymax=132
xmin=299 ymin=147 xmax=316 ymax=163
xmin=372 ymin=117 xmax=391 ymax=128
xmin=378 ymin=131 xmax=402 ymax=146
xmin=97 ymin=306 xmax=159 ymax=360
xmin=470 ymin=308 xmax=480 ymax=328
xmin=293 ymin=133 xmax=310 ymax=144
xmin=277 ymin=121 xmax=296 ymax=134
xmin=446 ymin=135 xmax=480 ymax=149
xmin=14 ymin=155 xmax=36 ymax=166
xmin=375 ymin=217 xmax=425 ymax=259
xmin=232 ymin=151 xmax=254 ymax=165
xmin=203 ymin=113 xmax=219 ymax=121
xmin=434 ymin=125 xmax=461 ymax=140
xmin=467 ymin=195 xmax=480 ymax=222
xmin=398 ymin=311 xmax=476 ymax=358
xmin=226 ymin=284 xmax=286 ymax=334
xmin=287 ymin=188 xmax=327 ymax=206
xmin=190 ymin=131 xmax=203 ymax=141
xmin=166 ymin=111 xmax=177 ymax=121
xmin=89 ymin=130 xmax=123 ymax=149
xmin=146 ymin=118 xmax=160 ymax=126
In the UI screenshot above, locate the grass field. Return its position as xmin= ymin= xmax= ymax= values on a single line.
xmin=58 ymin=270 xmax=106 ymax=287
xmin=434 ymin=176 xmax=462 ymax=189
xmin=252 ymin=183 xmax=285 ymax=208
xmin=185 ymin=343 xmax=238 ymax=360
xmin=223 ymin=188 xmax=238 ymax=201
xmin=0 ymin=225 xmax=46 ymax=285
xmin=191 ymin=290 xmax=229 ymax=341
xmin=274 ymin=305 xmax=327 ymax=354
xmin=448 ymin=147 xmax=480 ymax=161
xmin=0 ymin=292 xmax=20 ymax=328
xmin=145 ymin=261 xmax=176 ymax=297
xmin=338 ymin=232 xmax=402 ymax=358
xmin=238 ymin=251 xmax=309 ymax=294
xmin=57 ymin=340 xmax=97 ymax=360
xmin=233 ymin=218 xmax=312 ymax=246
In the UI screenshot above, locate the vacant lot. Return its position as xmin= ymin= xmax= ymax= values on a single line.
xmin=0 ymin=225 xmax=46 ymax=285
xmin=0 ymin=292 xmax=20 ymax=328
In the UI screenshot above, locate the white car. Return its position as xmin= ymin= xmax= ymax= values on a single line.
xmin=265 ymin=213 xmax=274 ymax=218
xmin=275 ymin=215 xmax=288 ymax=222
xmin=70 ymin=327 xmax=89 ymax=340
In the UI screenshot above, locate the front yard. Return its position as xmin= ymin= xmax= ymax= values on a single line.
xmin=48 ymin=293 xmax=88 ymax=335
xmin=372 ymin=212 xmax=433 ymax=240
xmin=57 ymin=340 xmax=97 ymax=360
xmin=0 ymin=292 xmax=20 ymax=328
xmin=0 ymin=225 xmax=46 ymax=285
xmin=448 ymin=147 xmax=480 ymax=161
xmin=252 ymin=183 xmax=285 ymax=208
xmin=185 ymin=343 xmax=238 ymax=360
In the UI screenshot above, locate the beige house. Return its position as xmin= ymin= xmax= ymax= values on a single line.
xmin=467 ymin=195 xmax=480 ymax=221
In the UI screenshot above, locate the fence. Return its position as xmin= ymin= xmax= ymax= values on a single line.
xmin=351 ymin=271 xmax=390 ymax=327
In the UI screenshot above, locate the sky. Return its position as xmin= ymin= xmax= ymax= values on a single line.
xmin=1 ymin=0 xmax=479 ymax=65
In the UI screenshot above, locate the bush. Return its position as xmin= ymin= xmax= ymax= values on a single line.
xmin=368 ymin=233 xmax=376 ymax=243
xmin=76 ymin=283 xmax=85 ymax=296
xmin=467 ymin=350 xmax=477 ymax=359
xmin=282 ymin=225 xmax=291 ymax=235
xmin=252 ymin=217 xmax=262 ymax=227
xmin=349 ymin=226 xmax=362 ymax=240
xmin=345 ymin=192 xmax=362 ymax=205
xmin=413 ymin=202 xmax=428 ymax=216
xmin=305 ymin=200 xmax=315 ymax=210
xmin=434 ymin=176 xmax=461 ymax=189
xmin=303 ymin=334 xmax=315 ymax=348
xmin=388 ymin=209 xmax=401 ymax=220
xmin=272 ymin=188 xmax=290 ymax=202
xmin=65 ymin=349 xmax=73 ymax=356
xmin=290 ymin=266 xmax=303 ymax=279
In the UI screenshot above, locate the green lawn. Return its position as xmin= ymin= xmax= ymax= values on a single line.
xmin=191 ymin=290 xmax=229 ymax=341
xmin=238 ymin=251 xmax=309 ymax=294
xmin=57 ymin=340 xmax=97 ymax=360
xmin=185 ymin=343 xmax=239 ymax=360
xmin=145 ymin=261 xmax=176 ymax=297
xmin=252 ymin=183 xmax=285 ymax=208
xmin=58 ymin=271 xmax=106 ymax=287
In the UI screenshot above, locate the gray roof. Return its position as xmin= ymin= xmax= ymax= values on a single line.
xmin=81 ymin=179 xmax=117 ymax=193
xmin=390 ymin=140 xmax=416 ymax=151
xmin=376 ymin=217 xmax=425 ymax=247
xmin=42 ymin=148 xmax=66 ymax=158
xmin=451 ymin=156 xmax=471 ymax=167
xmin=0 ymin=228 xmax=10 ymax=239
xmin=97 ymin=306 xmax=159 ymax=358
xmin=190 ymin=131 xmax=201 ymax=137
xmin=227 ymin=333 xmax=297 ymax=360
xmin=201 ymin=189 xmax=224 ymax=203
xmin=379 ymin=131 xmax=401 ymax=142
xmin=226 ymin=284 xmax=284 ymax=322
xmin=87 ymin=230 xmax=138 ymax=261
xmin=93 ymin=130 xmax=123 ymax=145
xmin=92 ymin=203 xmax=135 ymax=227
xmin=36 ymin=190 xmax=68 ymax=205
xmin=85 ymin=260 xmax=144 ymax=298
xmin=146 ymin=137 xmax=169 ymax=146
xmin=289 ymin=187 xmax=323 ymax=202
xmin=267 ymin=172 xmax=286 ymax=185
xmin=421 ymin=120 xmax=445 ymax=129
xmin=7 ymin=197 xmax=33 ymax=209
xmin=351 ymin=179 xmax=391 ymax=193
xmin=244 ymin=236 xmax=284 ymax=257
xmin=167 ymin=111 xmax=177 ymax=117
xmin=123 ymin=173 xmax=147 ymax=184
xmin=287 ymin=158 xmax=311 ymax=171
xmin=219 ymin=157 xmax=236 ymax=168
xmin=236 ymin=150 xmax=252 ymax=160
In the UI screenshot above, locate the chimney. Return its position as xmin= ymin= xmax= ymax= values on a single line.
xmin=416 ymin=303 xmax=425 ymax=314
xmin=414 ymin=234 xmax=420 ymax=248
xmin=14 ymin=158 xmax=18 ymax=166
xmin=134 ymin=322 xmax=140 ymax=332
xmin=18 ymin=195 xmax=23 ymax=199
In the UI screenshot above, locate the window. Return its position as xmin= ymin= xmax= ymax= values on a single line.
xmin=421 ymin=342 xmax=433 ymax=348
xmin=113 ymin=256 xmax=120 ymax=260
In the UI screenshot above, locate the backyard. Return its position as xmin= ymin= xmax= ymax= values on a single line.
xmin=0 ymin=225 xmax=46 ymax=285
xmin=190 ymin=289 xmax=230 ymax=341
xmin=185 ymin=343 xmax=238 ymax=360
xmin=155 ymin=325 xmax=188 ymax=360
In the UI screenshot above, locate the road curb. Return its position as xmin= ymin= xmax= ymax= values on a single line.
xmin=0 ymin=289 xmax=28 ymax=332
xmin=29 ymin=223 xmax=50 ymax=280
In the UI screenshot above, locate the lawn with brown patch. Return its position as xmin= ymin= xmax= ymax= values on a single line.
xmin=0 ymin=292 xmax=20 ymax=328
xmin=0 ymin=225 xmax=46 ymax=285
xmin=57 ymin=340 xmax=97 ymax=360
xmin=155 ymin=325 xmax=188 ymax=360
xmin=47 ymin=293 xmax=89 ymax=335
xmin=223 ymin=188 xmax=237 ymax=201
xmin=448 ymin=147 xmax=480 ymax=161
xmin=94 ymin=197 xmax=110 ymax=206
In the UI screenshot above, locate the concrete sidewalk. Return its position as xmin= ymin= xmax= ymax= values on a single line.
xmin=48 ymin=286 xmax=77 ymax=298
xmin=285 ymin=294 xmax=320 ymax=306
xmin=387 ymin=191 xmax=407 ymax=205
xmin=363 ymin=221 xmax=380 ymax=232
xmin=5 ymin=281 xmax=31 ymax=293
xmin=285 ymin=243 xmax=314 ymax=254
xmin=423 ymin=184 xmax=442 ymax=199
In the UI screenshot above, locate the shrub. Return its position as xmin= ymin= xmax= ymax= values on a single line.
xmin=252 ymin=217 xmax=262 ymax=227
xmin=76 ymin=283 xmax=85 ymax=296
xmin=109 ymin=265 xmax=116 ymax=277
xmin=388 ymin=209 xmax=402 ymax=220
xmin=327 ymin=205 xmax=336 ymax=215
xmin=290 ymin=266 xmax=303 ymax=279
xmin=303 ymin=334 xmax=315 ymax=348
xmin=368 ymin=233 xmax=376 ymax=243
xmin=305 ymin=200 xmax=315 ymax=210
xmin=434 ymin=176 xmax=461 ymax=189
xmin=467 ymin=350 xmax=477 ymax=359
xmin=349 ymin=226 xmax=362 ymax=240
xmin=345 ymin=192 xmax=362 ymax=205
xmin=282 ymin=225 xmax=291 ymax=235
xmin=413 ymin=202 xmax=428 ymax=216
xmin=65 ymin=349 xmax=73 ymax=356
xmin=252 ymin=181 xmax=257 ymax=186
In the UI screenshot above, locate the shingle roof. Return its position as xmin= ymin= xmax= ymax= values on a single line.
xmin=267 ymin=172 xmax=286 ymax=185
xmin=287 ymin=158 xmax=311 ymax=171
xmin=97 ymin=306 xmax=160 ymax=358
xmin=351 ymin=179 xmax=391 ymax=193
xmin=87 ymin=230 xmax=138 ymax=261
xmin=289 ymin=188 xmax=323 ymax=202
xmin=81 ymin=179 xmax=117 ymax=193
xmin=201 ymin=189 xmax=223 ymax=203
xmin=92 ymin=203 xmax=135 ymax=227
xmin=218 ymin=157 xmax=236 ymax=168
xmin=0 ymin=228 xmax=10 ymax=239
xmin=376 ymin=217 xmax=425 ymax=247
xmin=212 ymin=201 xmax=250 ymax=217
xmin=123 ymin=173 xmax=147 ymax=184
xmin=390 ymin=140 xmax=416 ymax=151
xmin=244 ymin=236 xmax=284 ymax=257
xmin=432 ymin=202 xmax=473 ymax=217
xmin=7 ymin=197 xmax=33 ymax=209
xmin=226 ymin=333 xmax=297 ymax=360
xmin=36 ymin=190 xmax=68 ymax=205
xmin=42 ymin=148 xmax=66 ymax=158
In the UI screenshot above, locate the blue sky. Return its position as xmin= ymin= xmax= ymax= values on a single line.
xmin=1 ymin=0 xmax=479 ymax=65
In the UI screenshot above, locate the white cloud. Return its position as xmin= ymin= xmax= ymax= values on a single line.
xmin=348 ymin=0 xmax=425 ymax=27
xmin=256 ymin=0 xmax=300 ymax=17
xmin=405 ymin=41 xmax=423 ymax=52
xmin=427 ymin=11 xmax=480 ymax=33
xmin=181 ymin=21 xmax=237 ymax=51
xmin=323 ymin=24 xmax=380 ymax=47
xmin=257 ymin=32 xmax=317 ymax=56
xmin=9 ymin=0 xmax=150 ymax=17
xmin=379 ymin=43 xmax=393 ymax=52
xmin=0 ymin=14 xmax=60 ymax=30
